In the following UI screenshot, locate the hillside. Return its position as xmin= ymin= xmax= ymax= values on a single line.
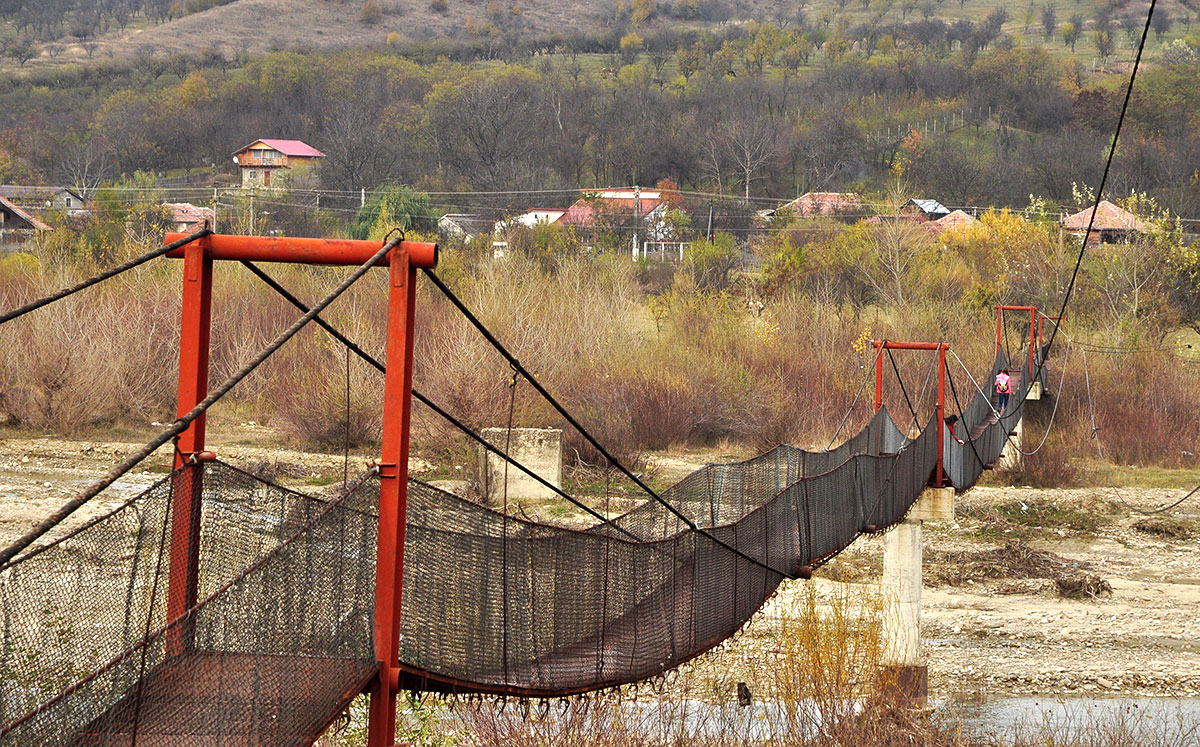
xmin=2 ymin=0 xmax=1190 ymax=71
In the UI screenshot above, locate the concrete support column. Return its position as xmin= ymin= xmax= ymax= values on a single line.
xmin=882 ymin=516 xmax=926 ymax=702
xmin=881 ymin=486 xmax=953 ymax=705
xmin=479 ymin=427 xmax=563 ymax=505
xmin=999 ymin=417 xmax=1023 ymax=470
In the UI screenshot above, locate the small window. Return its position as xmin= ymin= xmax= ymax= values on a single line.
xmin=249 ymin=170 xmax=257 ymax=180
xmin=65 ymin=198 xmax=73 ymax=207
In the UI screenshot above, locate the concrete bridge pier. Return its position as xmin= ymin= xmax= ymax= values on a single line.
xmin=881 ymin=486 xmax=954 ymax=706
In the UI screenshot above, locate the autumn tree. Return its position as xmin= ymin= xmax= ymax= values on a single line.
xmin=1061 ymin=21 xmax=1081 ymax=52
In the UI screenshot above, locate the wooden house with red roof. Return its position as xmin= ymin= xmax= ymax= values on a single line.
xmin=232 ymin=139 xmax=326 ymax=189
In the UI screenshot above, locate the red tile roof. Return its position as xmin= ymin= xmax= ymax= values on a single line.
xmin=779 ymin=192 xmax=862 ymax=216
xmin=0 ymin=194 xmax=50 ymax=230
xmin=928 ymin=209 xmax=978 ymax=234
xmin=165 ymin=202 xmax=214 ymax=228
xmin=559 ymin=190 xmax=664 ymax=226
xmin=1061 ymin=200 xmax=1145 ymax=232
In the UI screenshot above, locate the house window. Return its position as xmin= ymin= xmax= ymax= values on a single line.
xmin=249 ymin=170 xmax=257 ymax=180
xmin=65 ymin=198 xmax=73 ymax=208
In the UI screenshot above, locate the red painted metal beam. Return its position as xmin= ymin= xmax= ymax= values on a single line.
xmin=995 ymin=305 xmax=1040 ymax=365
xmin=164 ymin=232 xmax=437 ymax=268
xmin=872 ymin=341 xmax=950 ymax=485
xmin=167 ymin=234 xmax=212 ymax=656
xmin=367 ymin=246 xmax=425 ymax=747
xmin=872 ymin=341 xmax=949 ymax=351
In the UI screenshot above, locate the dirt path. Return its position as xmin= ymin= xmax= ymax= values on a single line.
xmin=2 ymin=432 xmax=1198 ymax=699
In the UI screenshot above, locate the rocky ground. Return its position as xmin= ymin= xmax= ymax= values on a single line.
xmin=2 ymin=428 xmax=1198 ymax=701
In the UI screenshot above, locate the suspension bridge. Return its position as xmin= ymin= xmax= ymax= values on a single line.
xmin=0 ymin=227 xmax=1061 ymax=746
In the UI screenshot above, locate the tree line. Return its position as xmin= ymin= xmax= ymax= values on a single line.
xmin=1 ymin=25 xmax=1199 ymax=217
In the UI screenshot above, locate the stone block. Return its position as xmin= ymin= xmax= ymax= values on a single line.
xmin=479 ymin=427 xmax=563 ymax=504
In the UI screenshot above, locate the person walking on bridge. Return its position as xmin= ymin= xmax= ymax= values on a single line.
xmin=994 ymin=368 xmax=1011 ymax=415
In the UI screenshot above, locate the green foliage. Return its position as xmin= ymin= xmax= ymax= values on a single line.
xmin=349 ymin=184 xmax=438 ymax=240
xmin=681 ymin=231 xmax=739 ymax=291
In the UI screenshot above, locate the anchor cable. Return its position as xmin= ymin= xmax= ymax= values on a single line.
xmin=0 ymin=236 xmax=397 ymax=569
xmin=0 ymin=227 xmax=211 ymax=326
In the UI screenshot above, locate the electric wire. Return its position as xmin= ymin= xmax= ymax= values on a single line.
xmin=0 ymin=236 xmax=398 ymax=569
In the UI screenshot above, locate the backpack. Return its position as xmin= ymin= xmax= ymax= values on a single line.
xmin=996 ymin=376 xmax=1010 ymax=394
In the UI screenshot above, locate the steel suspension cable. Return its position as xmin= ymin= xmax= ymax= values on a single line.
xmin=1078 ymin=345 xmax=1199 ymax=515
xmin=945 ymin=362 xmax=989 ymax=471
xmin=1019 ymin=339 xmax=1071 ymax=456
xmin=0 ymin=227 xmax=211 ymax=326
xmin=886 ymin=348 xmax=937 ymax=439
xmin=1027 ymin=0 xmax=1158 ymax=410
xmin=421 ymin=267 xmax=798 ymax=579
xmin=0 ymin=237 xmax=397 ymax=569
xmin=237 ymin=260 xmax=639 ymax=538
xmin=950 ymin=350 xmax=1003 ymax=420
xmin=824 ymin=346 xmax=885 ymax=450
xmin=855 ymin=350 xmax=942 ymax=529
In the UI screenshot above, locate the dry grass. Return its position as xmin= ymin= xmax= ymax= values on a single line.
xmin=926 ymin=540 xmax=1090 ymax=586
xmin=4 ymin=247 xmax=1199 ymax=477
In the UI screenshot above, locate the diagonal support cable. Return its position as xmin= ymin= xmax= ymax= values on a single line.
xmin=237 ymin=260 xmax=640 ymax=538
xmin=421 ymin=268 xmax=798 ymax=579
xmin=0 ymin=227 xmax=211 ymax=326
xmin=0 ymin=236 xmax=398 ymax=569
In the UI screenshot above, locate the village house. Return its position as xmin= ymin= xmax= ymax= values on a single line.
xmin=438 ymin=213 xmax=495 ymax=241
xmin=772 ymin=192 xmax=865 ymax=221
xmin=1061 ymin=200 xmax=1146 ymax=246
xmin=164 ymin=203 xmax=215 ymax=233
xmin=490 ymin=188 xmax=687 ymax=259
xmin=0 ymin=194 xmax=50 ymax=247
xmin=900 ymin=198 xmax=952 ymax=222
xmin=231 ymin=139 xmax=325 ymax=189
xmin=927 ymin=209 xmax=977 ymax=235
xmin=0 ymin=185 xmax=86 ymax=215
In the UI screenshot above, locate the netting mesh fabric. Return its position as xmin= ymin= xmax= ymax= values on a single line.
xmin=1 ymin=376 xmax=1022 ymax=740
xmin=1 ymin=463 xmax=378 ymax=746
xmin=397 ymin=405 xmax=940 ymax=695
xmin=943 ymin=350 xmax=1035 ymax=489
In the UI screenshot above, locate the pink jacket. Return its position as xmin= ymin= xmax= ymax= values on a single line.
xmin=994 ymin=372 xmax=1011 ymax=394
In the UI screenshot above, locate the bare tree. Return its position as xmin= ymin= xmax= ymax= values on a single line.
xmin=721 ymin=112 xmax=780 ymax=202
xmin=862 ymin=218 xmax=934 ymax=306
xmin=317 ymin=102 xmax=401 ymax=191
xmin=58 ymin=138 xmax=113 ymax=199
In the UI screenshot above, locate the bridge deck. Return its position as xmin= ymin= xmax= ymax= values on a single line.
xmin=78 ymin=652 xmax=378 ymax=746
